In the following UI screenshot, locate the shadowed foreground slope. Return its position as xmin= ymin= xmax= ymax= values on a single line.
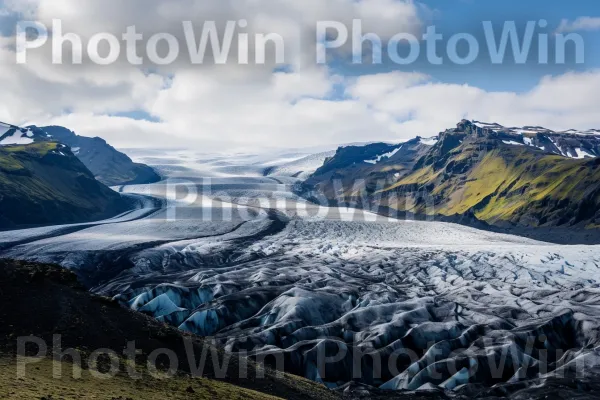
xmin=0 ymin=259 xmax=337 ymax=400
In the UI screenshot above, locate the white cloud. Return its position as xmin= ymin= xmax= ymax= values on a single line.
xmin=346 ymin=71 xmax=430 ymax=102
xmin=21 ymin=69 xmax=600 ymax=153
xmin=345 ymin=70 xmax=600 ymax=139
xmin=1 ymin=1 xmax=600 ymax=152
xmin=557 ymin=17 xmax=600 ymax=33
xmin=0 ymin=0 xmax=425 ymax=152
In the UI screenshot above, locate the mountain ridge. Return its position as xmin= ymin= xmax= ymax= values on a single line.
xmin=31 ymin=125 xmax=162 ymax=186
xmin=301 ymin=120 xmax=600 ymax=241
xmin=0 ymin=141 xmax=129 ymax=229
xmin=0 ymin=121 xmax=161 ymax=186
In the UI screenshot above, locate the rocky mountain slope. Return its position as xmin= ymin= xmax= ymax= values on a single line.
xmin=302 ymin=120 xmax=600 ymax=236
xmin=1 ymin=121 xmax=160 ymax=186
xmin=30 ymin=125 xmax=161 ymax=186
xmin=0 ymin=141 xmax=128 ymax=229
xmin=472 ymin=121 xmax=599 ymax=158
xmin=303 ymin=138 xmax=434 ymax=199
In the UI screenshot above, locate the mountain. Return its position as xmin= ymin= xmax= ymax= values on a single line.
xmin=0 ymin=141 xmax=128 ymax=229
xmin=262 ymin=150 xmax=337 ymax=179
xmin=0 ymin=259 xmax=338 ymax=400
xmin=302 ymin=138 xmax=436 ymax=200
xmin=1 ymin=121 xmax=161 ymax=186
xmin=471 ymin=121 xmax=599 ymax=159
xmin=31 ymin=125 xmax=161 ymax=186
xmin=0 ymin=121 xmax=51 ymax=144
xmin=302 ymin=120 xmax=600 ymax=239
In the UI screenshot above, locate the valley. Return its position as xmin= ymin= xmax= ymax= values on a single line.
xmin=2 ymin=145 xmax=600 ymax=397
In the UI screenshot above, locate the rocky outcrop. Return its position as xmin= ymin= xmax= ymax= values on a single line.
xmin=303 ymin=120 xmax=600 ymax=234
xmin=37 ymin=126 xmax=161 ymax=186
xmin=0 ymin=142 xmax=129 ymax=229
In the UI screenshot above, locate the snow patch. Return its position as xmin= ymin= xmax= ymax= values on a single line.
xmin=473 ymin=121 xmax=503 ymax=132
xmin=573 ymin=148 xmax=595 ymax=159
xmin=502 ymin=140 xmax=524 ymax=146
xmin=0 ymin=122 xmax=11 ymax=136
xmin=0 ymin=131 xmax=34 ymax=145
xmin=364 ymin=146 xmax=402 ymax=164
xmin=420 ymin=137 xmax=439 ymax=146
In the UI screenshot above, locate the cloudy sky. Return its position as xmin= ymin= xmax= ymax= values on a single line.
xmin=0 ymin=0 xmax=599 ymax=151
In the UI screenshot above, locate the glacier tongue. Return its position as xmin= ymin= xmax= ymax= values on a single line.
xmin=2 ymin=149 xmax=600 ymax=394
xmin=88 ymin=218 xmax=600 ymax=391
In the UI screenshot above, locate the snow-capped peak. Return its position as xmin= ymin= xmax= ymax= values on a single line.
xmin=469 ymin=120 xmax=599 ymax=159
xmin=471 ymin=120 xmax=600 ymax=137
xmin=0 ymin=121 xmax=53 ymax=146
xmin=0 ymin=122 xmax=35 ymax=146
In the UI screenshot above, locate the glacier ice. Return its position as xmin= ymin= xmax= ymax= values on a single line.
xmin=2 ymin=149 xmax=600 ymax=394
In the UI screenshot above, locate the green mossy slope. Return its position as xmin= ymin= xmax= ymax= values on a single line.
xmin=382 ymin=132 xmax=600 ymax=228
xmin=0 ymin=142 xmax=128 ymax=228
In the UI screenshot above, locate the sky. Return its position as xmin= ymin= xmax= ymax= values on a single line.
xmin=0 ymin=0 xmax=599 ymax=151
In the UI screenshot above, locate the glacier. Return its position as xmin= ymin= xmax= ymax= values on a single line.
xmin=1 ymin=148 xmax=600 ymax=396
